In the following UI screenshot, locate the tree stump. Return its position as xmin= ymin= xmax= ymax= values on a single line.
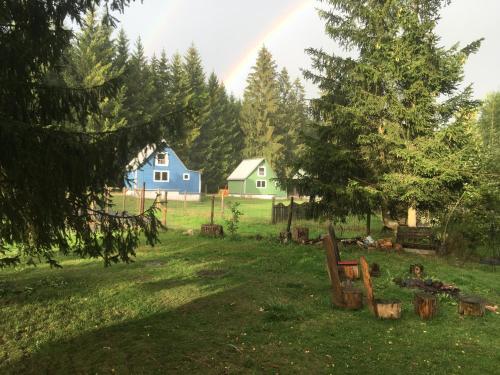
xmin=458 ymin=295 xmax=485 ymax=317
xmin=374 ymin=299 xmax=402 ymax=319
xmin=414 ymin=292 xmax=437 ymax=320
xmin=410 ymin=264 xmax=424 ymax=277
xmin=343 ymin=287 xmax=363 ymax=310
xmin=338 ymin=261 xmax=360 ymax=280
xmin=292 ymin=226 xmax=309 ymax=243
xmin=200 ymin=224 xmax=223 ymax=237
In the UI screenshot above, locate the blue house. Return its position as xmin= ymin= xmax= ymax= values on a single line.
xmin=125 ymin=143 xmax=201 ymax=201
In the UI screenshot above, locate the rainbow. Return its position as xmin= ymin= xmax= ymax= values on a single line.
xmin=222 ymin=0 xmax=313 ymax=93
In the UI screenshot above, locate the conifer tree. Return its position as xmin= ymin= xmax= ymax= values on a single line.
xmin=166 ymin=52 xmax=191 ymax=157
xmin=297 ymin=0 xmax=482 ymax=222
xmin=183 ymin=45 xmax=208 ymax=162
xmin=241 ymin=47 xmax=282 ymax=164
xmin=191 ymin=73 xmax=243 ymax=192
xmin=64 ymin=9 xmax=127 ymax=131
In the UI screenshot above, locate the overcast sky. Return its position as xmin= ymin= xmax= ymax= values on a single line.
xmin=115 ymin=0 xmax=500 ymax=99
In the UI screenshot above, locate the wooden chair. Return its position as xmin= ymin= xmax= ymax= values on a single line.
xmin=323 ymin=235 xmax=363 ymax=309
xmin=359 ymin=256 xmax=401 ymax=319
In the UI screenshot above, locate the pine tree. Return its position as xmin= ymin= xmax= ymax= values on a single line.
xmin=240 ymin=46 xmax=282 ymax=164
xmin=297 ymin=0 xmax=482 ymax=221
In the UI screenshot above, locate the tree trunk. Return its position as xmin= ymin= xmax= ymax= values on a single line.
xmin=343 ymin=287 xmax=363 ymax=310
xmin=459 ymin=295 xmax=485 ymax=317
xmin=414 ymin=293 xmax=437 ymax=320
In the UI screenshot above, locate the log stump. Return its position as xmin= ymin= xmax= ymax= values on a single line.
xmin=374 ymin=299 xmax=402 ymax=319
xmin=410 ymin=264 xmax=424 ymax=278
xmin=338 ymin=261 xmax=360 ymax=280
xmin=292 ymin=226 xmax=309 ymax=243
xmin=414 ymin=293 xmax=437 ymax=320
xmin=458 ymin=295 xmax=485 ymax=317
xmin=200 ymin=224 xmax=223 ymax=237
xmin=343 ymin=287 xmax=363 ymax=310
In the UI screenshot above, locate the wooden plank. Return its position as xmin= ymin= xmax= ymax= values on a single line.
xmin=323 ymin=235 xmax=345 ymax=307
xmin=360 ymin=256 xmax=376 ymax=315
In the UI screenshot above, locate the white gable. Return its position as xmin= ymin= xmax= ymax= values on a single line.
xmin=227 ymin=158 xmax=265 ymax=180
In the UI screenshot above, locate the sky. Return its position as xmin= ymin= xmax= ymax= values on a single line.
xmin=115 ymin=0 xmax=500 ymax=100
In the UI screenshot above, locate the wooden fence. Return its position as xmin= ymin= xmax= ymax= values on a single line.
xmin=271 ymin=200 xmax=321 ymax=224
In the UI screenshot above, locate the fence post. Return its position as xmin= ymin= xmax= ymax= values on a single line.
xmin=286 ymin=196 xmax=294 ymax=235
xmin=162 ymin=191 xmax=168 ymax=227
xmin=221 ymin=190 xmax=225 ymax=217
xmin=210 ymin=195 xmax=215 ymax=225
xmin=271 ymin=196 xmax=276 ymax=224
xmin=366 ymin=210 xmax=371 ymax=235
xmin=122 ymin=187 xmax=127 ymax=212
xmin=140 ymin=182 xmax=145 ymax=214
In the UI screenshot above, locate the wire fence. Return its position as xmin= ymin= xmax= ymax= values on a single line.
xmin=111 ymin=191 xmax=378 ymax=238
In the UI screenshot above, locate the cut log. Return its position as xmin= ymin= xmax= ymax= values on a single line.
xmin=338 ymin=261 xmax=360 ymax=280
xmin=292 ymin=227 xmax=309 ymax=243
xmin=414 ymin=293 xmax=437 ymax=320
xmin=323 ymin=235 xmax=345 ymax=307
xmin=343 ymin=287 xmax=363 ymax=310
xmin=200 ymin=224 xmax=223 ymax=237
xmin=374 ymin=299 xmax=402 ymax=319
xmin=458 ymin=295 xmax=485 ymax=317
xmin=410 ymin=264 xmax=424 ymax=277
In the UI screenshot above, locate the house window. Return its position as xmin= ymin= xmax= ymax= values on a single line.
xmin=257 ymin=166 xmax=266 ymax=177
xmin=183 ymin=173 xmax=190 ymax=181
xmin=156 ymin=153 xmax=168 ymax=166
xmin=154 ymin=170 xmax=169 ymax=182
xmin=256 ymin=180 xmax=266 ymax=188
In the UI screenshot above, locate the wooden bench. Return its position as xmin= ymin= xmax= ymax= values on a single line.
xmin=396 ymin=225 xmax=439 ymax=251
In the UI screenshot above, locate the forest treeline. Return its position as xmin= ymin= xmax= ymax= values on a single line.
xmin=65 ymin=10 xmax=309 ymax=193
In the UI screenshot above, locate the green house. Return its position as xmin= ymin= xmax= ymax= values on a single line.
xmin=227 ymin=158 xmax=287 ymax=199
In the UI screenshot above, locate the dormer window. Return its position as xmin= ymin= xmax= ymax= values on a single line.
xmin=156 ymin=152 xmax=168 ymax=166
xmin=257 ymin=166 xmax=266 ymax=177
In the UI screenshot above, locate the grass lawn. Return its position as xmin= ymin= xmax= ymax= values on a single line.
xmin=1 ymin=229 xmax=499 ymax=374
xmin=113 ymin=193 xmax=381 ymax=238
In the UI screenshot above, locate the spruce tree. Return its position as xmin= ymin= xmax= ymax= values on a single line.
xmin=298 ymin=0 xmax=482 ymax=222
xmin=64 ymin=9 xmax=127 ymax=131
xmin=166 ymin=52 xmax=191 ymax=158
xmin=0 ymin=0 xmax=159 ymax=268
xmin=240 ymin=47 xmax=282 ymax=164
xmin=183 ymin=44 xmax=208 ymax=162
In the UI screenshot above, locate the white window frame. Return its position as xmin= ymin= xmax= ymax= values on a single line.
xmin=256 ymin=179 xmax=266 ymax=188
xmin=153 ymin=170 xmax=169 ymax=182
xmin=155 ymin=152 xmax=168 ymax=166
xmin=257 ymin=166 xmax=266 ymax=177
xmin=183 ymin=173 xmax=190 ymax=181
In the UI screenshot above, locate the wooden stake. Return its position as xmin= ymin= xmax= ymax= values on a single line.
xmin=221 ymin=190 xmax=224 ymax=217
xmin=140 ymin=182 xmax=145 ymax=214
xmin=210 ymin=195 xmax=215 ymax=225
xmin=286 ymin=196 xmax=294 ymax=236
xmin=122 ymin=187 xmax=127 ymax=212
xmin=271 ymin=196 xmax=276 ymax=224
xmin=323 ymin=234 xmax=345 ymax=307
xmin=162 ymin=191 xmax=168 ymax=227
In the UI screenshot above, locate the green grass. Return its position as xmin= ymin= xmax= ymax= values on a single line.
xmin=113 ymin=193 xmax=381 ymax=238
xmin=1 ymin=230 xmax=499 ymax=374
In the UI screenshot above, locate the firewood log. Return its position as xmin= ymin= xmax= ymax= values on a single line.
xmin=414 ymin=293 xmax=438 ymax=320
